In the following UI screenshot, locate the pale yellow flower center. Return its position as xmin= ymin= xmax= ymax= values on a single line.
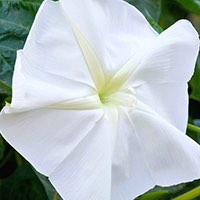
xmin=40 ymin=18 xmax=140 ymax=111
xmin=67 ymin=18 xmax=140 ymax=110
xmin=98 ymin=87 xmax=137 ymax=108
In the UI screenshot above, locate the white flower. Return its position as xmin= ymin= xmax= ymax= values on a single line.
xmin=0 ymin=0 xmax=200 ymax=199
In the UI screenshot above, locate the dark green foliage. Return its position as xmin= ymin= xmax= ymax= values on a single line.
xmin=136 ymin=189 xmax=171 ymax=200
xmin=0 ymin=164 xmax=48 ymax=200
xmin=177 ymin=0 xmax=200 ymax=15
xmin=34 ymin=171 xmax=62 ymax=200
xmin=0 ymin=135 xmax=5 ymax=160
xmin=0 ymin=0 xmax=42 ymax=90
xmin=125 ymin=0 xmax=161 ymax=22
xmin=190 ymin=58 xmax=200 ymax=102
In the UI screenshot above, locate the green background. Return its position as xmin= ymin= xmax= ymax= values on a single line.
xmin=0 ymin=0 xmax=200 ymax=199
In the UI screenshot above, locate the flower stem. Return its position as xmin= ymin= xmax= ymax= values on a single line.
xmin=172 ymin=186 xmax=200 ymax=200
xmin=187 ymin=123 xmax=200 ymax=133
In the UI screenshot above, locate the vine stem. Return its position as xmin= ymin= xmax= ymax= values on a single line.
xmin=187 ymin=123 xmax=200 ymax=133
xmin=172 ymin=186 xmax=200 ymax=200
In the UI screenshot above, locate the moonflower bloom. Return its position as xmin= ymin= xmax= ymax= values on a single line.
xmin=1 ymin=0 xmax=200 ymax=199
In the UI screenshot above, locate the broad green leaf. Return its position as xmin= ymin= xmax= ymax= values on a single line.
xmin=0 ymin=0 xmax=42 ymax=90
xmin=125 ymin=0 xmax=162 ymax=22
xmin=176 ymin=0 xmax=200 ymax=15
xmin=190 ymin=56 xmax=200 ymax=102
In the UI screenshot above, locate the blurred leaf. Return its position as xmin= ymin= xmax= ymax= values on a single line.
xmin=0 ymin=165 xmax=48 ymax=200
xmin=0 ymin=0 xmax=42 ymax=89
xmin=0 ymin=81 xmax=12 ymax=95
xmin=145 ymin=10 xmax=163 ymax=33
xmin=125 ymin=0 xmax=162 ymax=22
xmin=172 ymin=186 xmax=200 ymax=200
xmin=190 ymin=56 xmax=200 ymax=102
xmin=0 ymin=82 xmax=11 ymax=108
xmin=0 ymin=93 xmax=11 ymax=109
xmin=136 ymin=190 xmax=170 ymax=200
xmin=193 ymin=119 xmax=200 ymax=127
xmin=188 ymin=123 xmax=200 ymax=133
xmin=159 ymin=0 xmax=187 ymax=29
xmin=0 ymin=135 xmax=5 ymax=160
xmin=138 ymin=181 xmax=200 ymax=199
xmin=176 ymin=0 xmax=200 ymax=15
xmin=187 ymin=121 xmax=200 ymax=144
xmin=34 ymin=170 xmax=63 ymax=200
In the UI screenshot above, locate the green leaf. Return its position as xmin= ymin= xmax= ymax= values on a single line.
xmin=34 ymin=170 xmax=63 ymax=200
xmin=0 ymin=165 xmax=48 ymax=200
xmin=187 ymin=120 xmax=200 ymax=144
xmin=190 ymin=56 xmax=200 ymax=102
xmin=125 ymin=0 xmax=162 ymax=22
xmin=0 ymin=0 xmax=42 ymax=89
xmin=188 ymin=123 xmax=200 ymax=133
xmin=176 ymin=0 xmax=200 ymax=15
xmin=0 ymin=81 xmax=12 ymax=92
xmin=173 ymin=186 xmax=200 ymax=200
xmin=136 ymin=190 xmax=171 ymax=200
xmin=0 ymin=135 xmax=5 ymax=160
xmin=144 ymin=10 xmax=163 ymax=33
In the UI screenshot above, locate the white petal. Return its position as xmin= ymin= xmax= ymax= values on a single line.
xmin=135 ymin=82 xmax=189 ymax=132
xmin=129 ymin=20 xmax=199 ymax=87
xmin=0 ymin=107 xmax=104 ymax=176
xmin=49 ymin=115 xmax=112 ymax=200
xmin=59 ymin=0 xmax=157 ymax=74
xmin=66 ymin=19 xmax=106 ymax=92
xmin=23 ymin=0 xmax=94 ymax=88
xmin=104 ymin=106 xmax=120 ymax=150
xmin=112 ymin=103 xmax=200 ymax=200
xmin=122 ymin=20 xmax=199 ymax=132
xmin=111 ymin=107 xmax=154 ymax=200
xmin=10 ymin=50 xmax=97 ymax=112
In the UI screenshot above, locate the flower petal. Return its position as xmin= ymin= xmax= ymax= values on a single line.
xmin=112 ymin=103 xmax=200 ymax=200
xmin=135 ymin=82 xmax=189 ymax=132
xmin=10 ymin=50 xmax=97 ymax=112
xmin=23 ymin=0 xmax=95 ymax=88
xmin=59 ymin=0 xmax=157 ymax=74
xmin=66 ymin=18 xmax=106 ymax=92
xmin=0 ymin=107 xmax=104 ymax=176
xmin=131 ymin=20 xmax=199 ymax=86
xmin=122 ymin=20 xmax=199 ymax=132
xmin=49 ymin=115 xmax=112 ymax=200
xmin=111 ymin=107 xmax=154 ymax=200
